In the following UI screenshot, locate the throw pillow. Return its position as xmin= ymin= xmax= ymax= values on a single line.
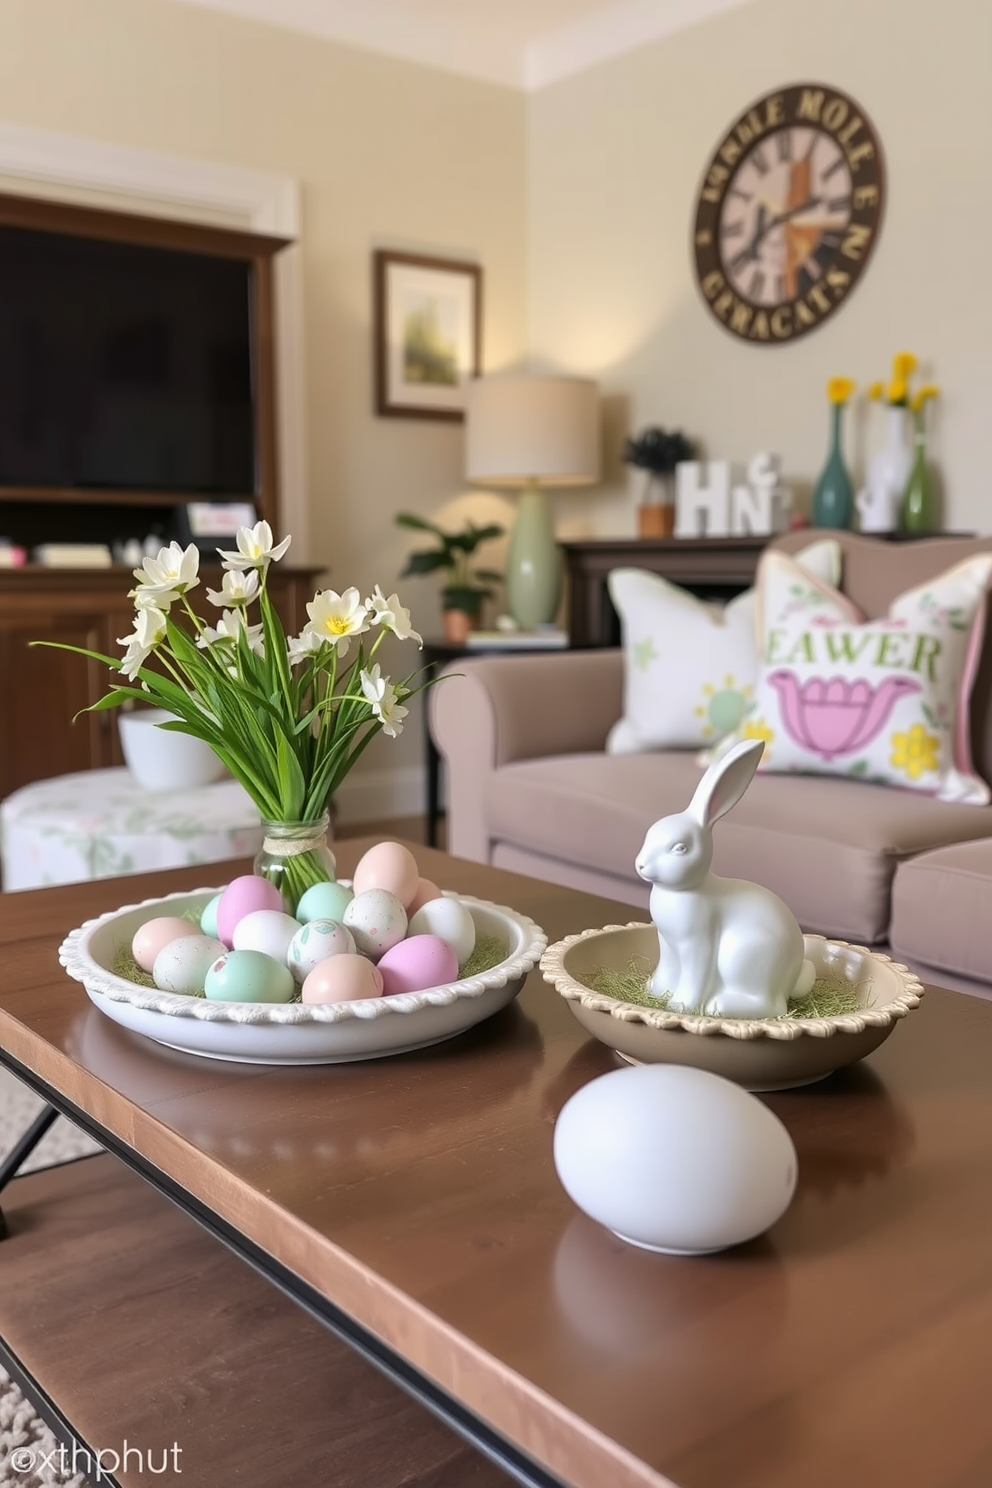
xmin=721 ymin=548 xmax=992 ymax=804
xmin=606 ymin=539 xmax=841 ymax=754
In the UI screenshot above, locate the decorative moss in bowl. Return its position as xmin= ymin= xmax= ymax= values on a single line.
xmin=540 ymin=925 xmax=922 ymax=1091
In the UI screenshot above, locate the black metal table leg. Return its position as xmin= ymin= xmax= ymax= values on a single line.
xmin=0 ymin=1103 xmax=59 ymax=1239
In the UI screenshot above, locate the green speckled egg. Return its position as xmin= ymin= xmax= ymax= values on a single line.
xmin=204 ymin=949 xmax=294 ymax=1004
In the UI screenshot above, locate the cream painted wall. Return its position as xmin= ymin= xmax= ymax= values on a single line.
xmin=0 ymin=0 xmax=527 ymax=817
xmin=528 ymin=0 xmax=992 ymax=542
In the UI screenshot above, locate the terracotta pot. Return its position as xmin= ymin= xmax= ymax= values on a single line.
xmin=442 ymin=608 xmax=472 ymax=644
xmin=638 ymin=504 xmax=676 ymax=539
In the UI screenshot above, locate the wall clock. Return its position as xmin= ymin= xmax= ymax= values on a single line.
xmin=692 ymin=83 xmax=884 ymax=345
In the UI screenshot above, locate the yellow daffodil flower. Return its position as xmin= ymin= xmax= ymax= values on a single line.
xmin=911 ymin=383 xmax=940 ymax=414
xmin=887 ymin=379 xmax=907 ymax=405
xmin=868 ymin=381 xmax=884 ymax=400
xmin=893 ymin=351 xmax=918 ymax=378
xmin=827 ymin=376 xmax=856 ymax=404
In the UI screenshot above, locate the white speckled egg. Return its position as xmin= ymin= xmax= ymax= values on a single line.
xmin=352 ymin=841 xmax=420 ymax=906
xmin=132 ymin=917 xmax=201 ymax=974
xmin=302 ymin=953 xmax=384 ymax=1004
xmin=296 ymin=880 xmax=354 ymax=925
xmin=287 ymin=918 xmax=356 ymax=985
xmin=199 ymin=894 xmax=222 ymax=938
xmin=232 ymin=909 xmax=301 ymax=963
xmin=342 ymin=889 xmax=407 ymax=961
xmin=152 ymin=935 xmax=226 ymax=996
xmin=553 ymin=1065 xmax=797 ymax=1255
xmin=408 ymin=896 xmax=476 ymax=966
xmin=204 ymin=949 xmax=295 ymax=1004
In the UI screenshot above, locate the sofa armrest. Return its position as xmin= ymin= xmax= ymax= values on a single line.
xmin=429 ymin=650 xmax=623 ymax=862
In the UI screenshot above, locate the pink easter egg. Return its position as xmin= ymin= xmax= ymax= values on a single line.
xmin=216 ymin=875 xmax=285 ymax=948
xmin=376 ymin=934 xmax=459 ymax=997
xmin=352 ymin=841 xmax=420 ymax=905
xmin=301 ymin=954 xmax=384 ymax=1005
xmin=132 ymin=916 xmax=203 ymax=974
xmin=406 ymin=876 xmax=443 ymax=915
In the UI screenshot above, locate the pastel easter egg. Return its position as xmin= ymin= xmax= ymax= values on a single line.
xmin=408 ymin=896 xmax=476 ymax=966
xmin=406 ymin=877 xmax=443 ymax=916
xmin=232 ymin=909 xmax=301 ymax=963
xmin=301 ymin=954 xmax=384 ymax=1004
xmin=204 ymin=949 xmax=295 ymax=1004
xmin=132 ymin=917 xmax=202 ymax=974
xmin=200 ymin=894 xmax=222 ymax=938
xmin=216 ymin=875 xmax=284 ymax=947
xmin=352 ymin=841 xmax=420 ymax=906
xmin=296 ymin=880 xmax=354 ymax=925
xmin=152 ymin=935 xmax=226 ymax=996
xmin=287 ymin=918 xmax=356 ymax=985
xmin=377 ymin=935 xmax=459 ymax=997
xmin=342 ymin=889 xmax=407 ymax=961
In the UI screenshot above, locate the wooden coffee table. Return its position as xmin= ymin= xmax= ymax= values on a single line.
xmin=2 ymin=841 xmax=992 ymax=1488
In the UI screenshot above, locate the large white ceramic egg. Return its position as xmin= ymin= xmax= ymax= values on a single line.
xmin=553 ymin=1065 xmax=797 ymax=1255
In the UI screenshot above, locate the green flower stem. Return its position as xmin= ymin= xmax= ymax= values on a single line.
xmin=262 ymin=845 xmax=333 ymax=913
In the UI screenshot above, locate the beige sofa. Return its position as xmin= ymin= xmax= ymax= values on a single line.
xmin=430 ymin=530 xmax=992 ymax=995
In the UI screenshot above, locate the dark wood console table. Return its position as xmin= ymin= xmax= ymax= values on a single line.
xmin=560 ymin=536 xmax=768 ymax=647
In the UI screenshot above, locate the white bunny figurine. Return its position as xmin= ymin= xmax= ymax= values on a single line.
xmin=635 ymin=739 xmax=815 ymax=1018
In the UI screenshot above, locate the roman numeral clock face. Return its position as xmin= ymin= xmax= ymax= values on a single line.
xmin=693 ymin=85 xmax=884 ymax=344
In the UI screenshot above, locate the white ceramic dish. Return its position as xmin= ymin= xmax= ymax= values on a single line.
xmin=60 ymin=887 xmax=546 ymax=1065
xmin=118 ymin=709 xmax=228 ymax=791
xmin=540 ymin=925 xmax=923 ymax=1090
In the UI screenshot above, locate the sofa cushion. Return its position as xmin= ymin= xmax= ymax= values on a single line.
xmin=606 ymin=538 xmax=841 ymax=754
xmin=891 ymin=838 xmax=992 ymax=982
xmin=484 ymin=751 xmax=992 ymax=943
xmin=735 ymin=549 xmax=992 ymax=803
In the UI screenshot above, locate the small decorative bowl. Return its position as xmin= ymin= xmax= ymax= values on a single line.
xmin=61 ymin=887 xmax=547 ymax=1066
xmin=540 ymin=924 xmax=923 ymax=1091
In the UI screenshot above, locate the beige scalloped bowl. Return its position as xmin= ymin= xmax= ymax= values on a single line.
xmin=60 ymin=887 xmax=547 ymax=1065
xmin=540 ymin=925 xmax=923 ymax=1091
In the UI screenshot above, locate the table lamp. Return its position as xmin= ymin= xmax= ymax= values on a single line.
xmin=465 ymin=374 xmax=600 ymax=630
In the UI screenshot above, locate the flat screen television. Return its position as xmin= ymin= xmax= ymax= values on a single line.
xmin=0 ymin=224 xmax=256 ymax=495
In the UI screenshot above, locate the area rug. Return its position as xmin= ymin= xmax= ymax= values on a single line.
xmin=1 ymin=1069 xmax=99 ymax=1487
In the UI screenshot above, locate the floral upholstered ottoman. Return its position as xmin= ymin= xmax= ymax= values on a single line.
xmin=0 ymin=768 xmax=263 ymax=891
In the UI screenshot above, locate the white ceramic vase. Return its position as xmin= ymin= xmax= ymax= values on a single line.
xmin=856 ymin=406 xmax=913 ymax=534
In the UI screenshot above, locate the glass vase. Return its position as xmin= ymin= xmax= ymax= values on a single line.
xmin=899 ymin=432 xmax=938 ymax=535
xmin=254 ymin=812 xmax=337 ymax=916
xmin=812 ymin=403 xmax=854 ymax=529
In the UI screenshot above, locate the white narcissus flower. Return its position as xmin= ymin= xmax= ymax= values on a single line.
xmin=360 ymin=664 xmax=408 ymax=738
xmin=196 ymin=609 xmax=264 ymax=656
xmin=287 ymin=629 xmax=328 ymax=667
xmin=130 ymin=542 xmax=200 ymax=609
xmin=117 ymin=606 xmax=168 ymax=680
xmin=366 ymin=585 xmax=423 ymax=646
xmin=206 ymin=568 xmax=260 ymax=608
xmin=304 ymin=587 xmax=370 ymax=660
xmin=217 ymin=520 xmax=291 ymax=571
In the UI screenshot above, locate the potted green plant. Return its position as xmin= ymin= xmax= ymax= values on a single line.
xmin=623 ymin=426 xmax=696 ymax=537
xmin=395 ymin=512 xmax=503 ymax=642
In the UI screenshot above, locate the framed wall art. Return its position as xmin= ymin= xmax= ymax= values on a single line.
xmin=373 ymin=250 xmax=482 ymax=421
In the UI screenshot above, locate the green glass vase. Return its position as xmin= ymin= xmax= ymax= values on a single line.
xmin=899 ymin=432 xmax=938 ymax=535
xmin=812 ymin=403 xmax=854 ymax=529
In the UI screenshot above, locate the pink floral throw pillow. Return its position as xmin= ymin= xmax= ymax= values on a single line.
xmin=730 ymin=549 xmax=992 ymax=804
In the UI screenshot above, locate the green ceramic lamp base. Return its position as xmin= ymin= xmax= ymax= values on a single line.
xmin=505 ymin=481 xmax=561 ymax=629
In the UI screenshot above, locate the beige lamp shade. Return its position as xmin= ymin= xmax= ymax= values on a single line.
xmin=465 ymin=375 xmax=600 ymax=487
